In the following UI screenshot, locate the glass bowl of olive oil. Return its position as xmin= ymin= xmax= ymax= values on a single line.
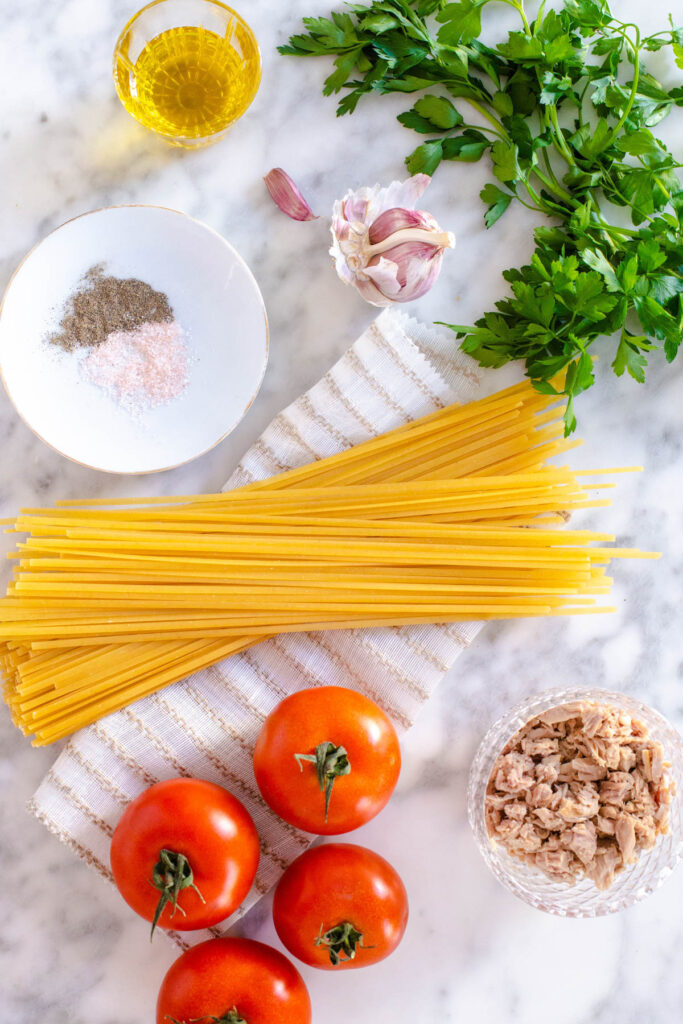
xmin=113 ymin=0 xmax=261 ymax=147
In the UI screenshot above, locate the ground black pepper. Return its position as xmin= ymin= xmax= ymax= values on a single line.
xmin=49 ymin=264 xmax=174 ymax=351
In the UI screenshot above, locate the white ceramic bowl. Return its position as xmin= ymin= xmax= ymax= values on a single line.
xmin=0 ymin=205 xmax=268 ymax=473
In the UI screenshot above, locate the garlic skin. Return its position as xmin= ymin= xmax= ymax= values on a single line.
xmin=330 ymin=175 xmax=455 ymax=306
xmin=264 ymin=168 xmax=318 ymax=221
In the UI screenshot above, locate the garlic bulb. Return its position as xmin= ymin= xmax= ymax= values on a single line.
xmin=330 ymin=174 xmax=455 ymax=306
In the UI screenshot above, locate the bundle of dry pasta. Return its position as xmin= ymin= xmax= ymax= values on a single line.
xmin=0 ymin=380 xmax=658 ymax=745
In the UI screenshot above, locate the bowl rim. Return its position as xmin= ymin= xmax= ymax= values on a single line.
xmin=0 ymin=203 xmax=269 ymax=475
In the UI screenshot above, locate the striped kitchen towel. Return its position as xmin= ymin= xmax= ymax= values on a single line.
xmin=30 ymin=308 xmax=485 ymax=948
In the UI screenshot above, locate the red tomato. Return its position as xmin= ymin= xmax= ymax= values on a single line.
xmin=110 ymin=778 xmax=259 ymax=934
xmin=156 ymin=937 xmax=312 ymax=1024
xmin=253 ymin=686 xmax=401 ymax=835
xmin=273 ymin=842 xmax=409 ymax=970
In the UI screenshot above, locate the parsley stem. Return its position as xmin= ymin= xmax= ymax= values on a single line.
xmin=608 ymin=24 xmax=641 ymax=140
xmin=513 ymin=193 xmax=545 ymax=214
xmin=464 ymin=98 xmax=509 ymax=140
xmin=541 ymin=150 xmax=554 ymax=179
xmin=532 ymin=167 xmax=574 ymax=205
xmin=601 ymin=170 xmax=655 ymax=226
xmin=461 ymin=121 xmax=507 ymax=141
xmin=592 ymin=215 xmax=639 ymax=240
xmin=500 ymin=0 xmax=531 ymax=34
xmin=548 ymin=106 xmax=575 ymax=167
xmin=533 ymin=0 xmax=547 ymax=34
xmin=539 ymin=149 xmax=573 ymax=203
xmin=523 ymin=178 xmax=568 ymax=218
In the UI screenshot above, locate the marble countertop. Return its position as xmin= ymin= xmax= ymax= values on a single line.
xmin=2 ymin=0 xmax=682 ymax=1021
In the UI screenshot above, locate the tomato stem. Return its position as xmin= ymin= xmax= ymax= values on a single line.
xmin=165 ymin=1009 xmax=247 ymax=1024
xmin=150 ymin=848 xmax=206 ymax=939
xmin=294 ymin=742 xmax=351 ymax=822
xmin=315 ymin=921 xmax=372 ymax=966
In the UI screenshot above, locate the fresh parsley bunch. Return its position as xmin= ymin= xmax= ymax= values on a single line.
xmin=281 ymin=0 xmax=683 ymax=433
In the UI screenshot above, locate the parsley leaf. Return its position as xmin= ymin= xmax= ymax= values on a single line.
xmin=480 ymin=184 xmax=514 ymax=227
xmin=282 ymin=0 xmax=683 ymax=432
xmin=436 ymin=1 xmax=486 ymax=46
xmin=406 ymin=139 xmax=444 ymax=175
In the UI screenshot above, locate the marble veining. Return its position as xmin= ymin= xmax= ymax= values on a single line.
xmin=1 ymin=0 xmax=682 ymax=1021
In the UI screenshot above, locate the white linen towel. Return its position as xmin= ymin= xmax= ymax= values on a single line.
xmin=30 ymin=309 xmax=485 ymax=948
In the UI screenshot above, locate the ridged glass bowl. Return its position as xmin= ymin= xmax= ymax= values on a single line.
xmin=468 ymin=687 xmax=683 ymax=917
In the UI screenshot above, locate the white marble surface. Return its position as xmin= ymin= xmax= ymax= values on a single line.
xmin=1 ymin=0 xmax=682 ymax=1021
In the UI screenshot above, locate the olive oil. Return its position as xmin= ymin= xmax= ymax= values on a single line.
xmin=116 ymin=23 xmax=260 ymax=143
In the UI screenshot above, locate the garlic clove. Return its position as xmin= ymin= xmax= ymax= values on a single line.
xmin=364 ymin=257 xmax=403 ymax=301
xmin=365 ymin=243 xmax=444 ymax=304
xmin=368 ymin=207 xmax=437 ymax=244
xmin=400 ymin=248 xmax=446 ymax=303
xmin=354 ymin=272 xmax=393 ymax=307
xmin=264 ymin=168 xmax=318 ymax=221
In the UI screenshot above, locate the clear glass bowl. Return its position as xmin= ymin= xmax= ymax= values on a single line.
xmin=113 ymin=0 xmax=261 ymax=147
xmin=468 ymin=687 xmax=683 ymax=917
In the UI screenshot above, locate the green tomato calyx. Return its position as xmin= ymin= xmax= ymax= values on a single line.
xmin=165 ymin=1008 xmax=246 ymax=1024
xmin=294 ymin=741 xmax=351 ymax=822
xmin=150 ymin=848 xmax=206 ymax=939
xmin=315 ymin=920 xmax=372 ymax=966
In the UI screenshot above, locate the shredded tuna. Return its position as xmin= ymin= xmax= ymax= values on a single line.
xmin=522 ymin=736 xmax=559 ymax=758
xmin=581 ymin=708 xmax=605 ymax=737
xmin=558 ymin=783 xmax=600 ymax=823
xmin=596 ymin=814 xmax=617 ymax=836
xmin=651 ymin=747 xmax=664 ymax=784
xmin=540 ymin=703 xmax=582 ymax=725
xmin=618 ymin=746 xmax=637 ymax=772
xmin=584 ymin=843 xmax=623 ymax=890
xmin=633 ymin=816 xmax=657 ymax=850
xmin=485 ymin=700 xmax=673 ymax=890
xmin=535 ymin=762 xmax=559 ymax=786
xmin=615 ymin=815 xmax=637 ymax=862
xmin=494 ymin=752 xmax=536 ymax=793
xmin=505 ymin=801 xmax=528 ymax=821
xmin=516 ymin=822 xmax=544 ymax=853
xmin=532 ymin=807 xmax=566 ymax=830
xmin=486 ymin=792 xmax=517 ymax=811
xmin=565 ymin=821 xmax=598 ymax=865
xmin=534 ymin=848 xmax=577 ymax=884
xmin=571 ymin=757 xmax=608 ymax=782
xmin=599 ymin=773 xmax=633 ymax=805
xmin=529 ymin=782 xmax=554 ymax=808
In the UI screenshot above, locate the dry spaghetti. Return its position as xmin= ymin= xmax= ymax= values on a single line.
xmin=0 ymin=380 xmax=658 ymax=745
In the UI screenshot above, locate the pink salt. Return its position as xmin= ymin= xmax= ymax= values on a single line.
xmin=82 ymin=320 xmax=189 ymax=415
